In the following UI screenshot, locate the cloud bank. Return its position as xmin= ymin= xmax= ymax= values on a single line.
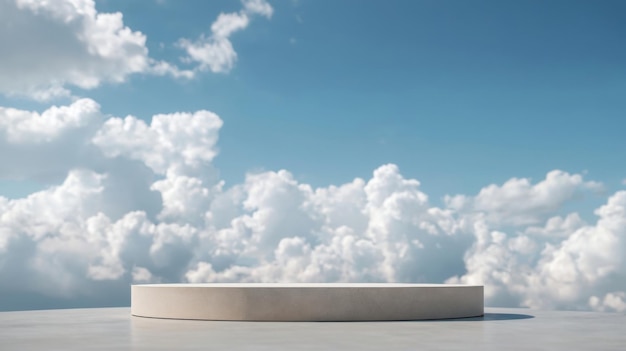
xmin=1 ymin=100 xmax=625 ymax=312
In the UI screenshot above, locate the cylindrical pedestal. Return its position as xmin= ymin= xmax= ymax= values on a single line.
xmin=131 ymin=283 xmax=483 ymax=321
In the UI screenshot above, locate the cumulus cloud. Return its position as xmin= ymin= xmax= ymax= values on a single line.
xmin=447 ymin=189 xmax=626 ymax=311
xmin=92 ymin=110 xmax=223 ymax=176
xmin=0 ymin=99 xmax=106 ymax=184
xmin=1 ymin=99 xmax=625 ymax=312
xmin=242 ymin=0 xmax=274 ymax=18
xmin=0 ymin=98 xmax=101 ymax=144
xmin=446 ymin=171 xmax=603 ymax=226
xmin=0 ymin=0 xmax=270 ymax=100
xmin=0 ymin=0 xmax=152 ymax=99
xmin=590 ymin=292 xmax=626 ymax=312
xmin=178 ymin=0 xmax=274 ymax=73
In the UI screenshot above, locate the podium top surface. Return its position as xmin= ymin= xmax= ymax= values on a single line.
xmin=132 ymin=283 xmax=483 ymax=288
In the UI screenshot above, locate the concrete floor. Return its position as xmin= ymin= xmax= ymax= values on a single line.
xmin=0 ymin=307 xmax=624 ymax=350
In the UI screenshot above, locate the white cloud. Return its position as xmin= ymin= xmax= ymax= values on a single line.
xmin=243 ymin=0 xmax=274 ymax=18
xmin=0 ymin=99 xmax=101 ymax=143
xmin=470 ymin=170 xmax=602 ymax=226
xmin=1 ymin=99 xmax=625 ymax=312
xmin=448 ymin=189 xmax=626 ymax=310
xmin=132 ymin=266 xmax=155 ymax=283
xmin=590 ymin=292 xmax=626 ymax=312
xmin=0 ymin=0 xmax=268 ymax=100
xmin=0 ymin=0 xmax=150 ymax=99
xmin=523 ymin=213 xmax=586 ymax=239
xmin=0 ymin=99 xmax=107 ymax=184
xmin=212 ymin=12 xmax=251 ymax=38
xmin=178 ymin=0 xmax=273 ymax=73
xmin=92 ymin=111 xmax=223 ymax=175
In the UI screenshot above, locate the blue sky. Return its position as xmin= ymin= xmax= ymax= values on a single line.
xmin=103 ymin=0 xmax=626 ymax=195
xmin=0 ymin=0 xmax=625 ymax=312
xmin=4 ymin=0 xmax=625 ymax=201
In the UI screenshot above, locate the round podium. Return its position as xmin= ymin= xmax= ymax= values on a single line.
xmin=131 ymin=283 xmax=483 ymax=321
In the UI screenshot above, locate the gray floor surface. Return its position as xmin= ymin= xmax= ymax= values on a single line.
xmin=0 ymin=307 xmax=624 ymax=350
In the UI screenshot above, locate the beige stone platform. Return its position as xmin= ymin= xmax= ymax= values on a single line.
xmin=131 ymin=283 xmax=484 ymax=321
